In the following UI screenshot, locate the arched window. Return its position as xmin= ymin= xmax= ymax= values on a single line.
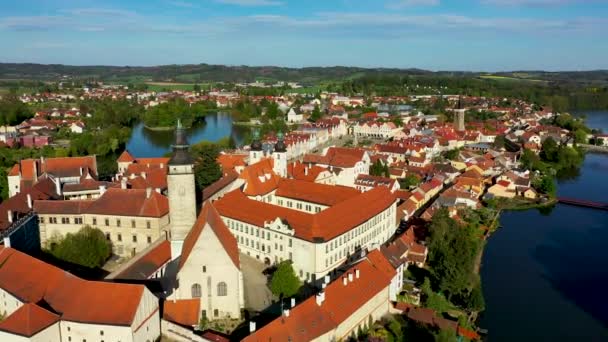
xmin=191 ymin=283 xmax=202 ymax=298
xmin=217 ymin=282 xmax=227 ymax=296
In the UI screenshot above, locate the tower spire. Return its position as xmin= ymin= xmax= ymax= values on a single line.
xmin=169 ymin=118 xmax=193 ymax=165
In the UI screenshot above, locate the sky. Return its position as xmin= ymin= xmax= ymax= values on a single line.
xmin=1 ymin=0 xmax=607 ymax=71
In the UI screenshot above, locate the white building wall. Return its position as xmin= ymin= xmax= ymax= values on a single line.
xmin=39 ymin=213 xmax=170 ymax=258
xmin=0 ymin=289 xmax=23 ymax=318
xmin=60 ymin=321 xmax=132 ymax=342
xmin=175 ymin=223 xmax=244 ymax=319
xmin=168 ymin=163 xmax=197 ymax=258
xmin=131 ymin=288 xmax=161 ymax=342
xmin=7 ymin=175 xmax=20 ymax=197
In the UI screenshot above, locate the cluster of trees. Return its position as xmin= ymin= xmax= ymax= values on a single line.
xmin=520 ymin=137 xmax=585 ymax=178
xmin=269 ymin=261 xmax=301 ymax=298
xmin=369 ymin=160 xmax=389 ymax=177
xmin=143 ymin=98 xmax=216 ymax=128
xmin=191 ymin=141 xmax=224 ymax=194
xmin=0 ymin=94 xmax=33 ymax=125
xmin=399 ymin=174 xmax=420 ymax=190
xmin=47 ymin=226 xmax=111 ymax=269
xmin=426 ymin=208 xmax=486 ymax=313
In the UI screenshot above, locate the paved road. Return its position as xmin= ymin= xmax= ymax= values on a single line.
xmin=240 ymin=253 xmax=274 ymax=312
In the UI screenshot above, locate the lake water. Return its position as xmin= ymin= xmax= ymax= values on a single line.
xmin=480 ymin=111 xmax=608 ymax=341
xmin=125 ymin=112 xmax=247 ymax=157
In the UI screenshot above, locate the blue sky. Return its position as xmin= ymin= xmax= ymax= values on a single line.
xmin=1 ymin=0 xmax=607 ymax=71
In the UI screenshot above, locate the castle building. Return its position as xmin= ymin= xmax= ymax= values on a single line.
xmin=167 ymin=120 xmax=197 ymax=259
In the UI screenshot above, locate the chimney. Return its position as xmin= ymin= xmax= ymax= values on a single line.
xmin=324 ymin=275 xmax=330 ymax=284
xmin=26 ymin=194 xmax=32 ymax=209
xmin=348 ymin=272 xmax=353 ymax=283
xmin=343 ymin=277 xmax=348 ymax=286
xmin=140 ymin=171 xmax=147 ymax=179
xmin=249 ymin=321 xmax=256 ymax=333
xmin=304 ymin=167 xmax=309 ymax=176
xmin=7 ymin=210 xmax=12 ymax=223
xmin=79 ymin=167 xmax=83 ymax=176
xmin=99 ymin=185 xmax=107 ymax=195
xmin=290 ymin=298 xmax=296 ymax=308
xmin=283 ymin=309 xmax=290 ymax=317
xmin=3 ymin=237 xmax=11 ymax=248
xmin=121 ymin=178 xmax=127 ymax=189
xmin=146 ymin=187 xmax=152 ymax=198
xmin=355 ymin=269 xmax=360 ymax=279
xmin=160 ymin=163 xmax=164 ymax=168
xmin=315 ymin=291 xmax=325 ymax=306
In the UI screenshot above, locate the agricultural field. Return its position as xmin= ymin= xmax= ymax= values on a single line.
xmin=479 ymin=74 xmax=546 ymax=83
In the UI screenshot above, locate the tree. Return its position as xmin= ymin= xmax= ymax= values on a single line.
xmin=0 ymin=94 xmax=33 ymax=125
xmin=192 ymin=143 xmax=222 ymax=192
xmin=48 ymin=226 xmax=111 ymax=268
xmin=540 ymin=137 xmax=558 ymax=162
xmin=370 ymin=160 xmax=389 ymax=177
xmin=465 ymin=283 xmax=486 ymax=312
xmin=310 ymin=104 xmax=322 ymax=122
xmin=534 ymin=175 xmax=556 ymax=196
xmin=442 ymin=149 xmax=460 ymax=161
xmin=399 ymin=174 xmax=420 ymax=189
xmin=269 ymin=261 xmax=302 ymax=298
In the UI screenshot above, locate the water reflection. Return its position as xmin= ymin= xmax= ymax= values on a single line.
xmin=126 ymin=112 xmax=246 ymax=157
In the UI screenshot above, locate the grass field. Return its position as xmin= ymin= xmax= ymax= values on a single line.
xmin=479 ymin=75 xmax=546 ymax=83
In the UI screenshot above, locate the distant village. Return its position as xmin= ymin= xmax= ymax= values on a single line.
xmin=0 ymin=81 xmax=602 ymax=342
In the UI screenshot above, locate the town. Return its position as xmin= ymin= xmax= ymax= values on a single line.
xmin=0 ymin=76 xmax=600 ymax=342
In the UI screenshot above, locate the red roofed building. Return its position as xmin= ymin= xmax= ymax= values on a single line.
xmin=215 ymin=186 xmax=397 ymax=282
xmin=7 ymin=156 xmax=98 ymax=198
xmin=172 ymin=202 xmax=244 ymax=320
xmin=0 ymin=246 xmax=161 ymax=342
xmin=244 ymin=250 xmax=396 ymax=342
xmin=302 ymin=147 xmax=370 ymax=187
xmin=35 ymin=188 xmax=170 ymax=258
xmin=287 ymin=160 xmax=336 ymax=184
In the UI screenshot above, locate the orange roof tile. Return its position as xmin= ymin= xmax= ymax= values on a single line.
xmin=303 ymin=147 xmax=367 ymax=168
xmin=287 ymin=161 xmax=328 ymax=182
xmin=35 ymin=188 xmax=169 ymax=218
xmin=39 ymin=156 xmax=97 ymax=179
xmin=163 ymin=299 xmax=200 ymax=327
xmin=215 ymin=187 xmax=395 ymax=242
xmin=0 ymin=247 xmax=146 ymax=326
xmin=275 ymin=179 xmax=360 ymax=206
xmin=0 ymin=303 xmax=59 ymax=337
xmin=244 ymin=250 xmax=395 ymax=342
xmin=116 ymin=240 xmax=171 ymax=280
xmin=8 ymin=164 xmax=20 ymax=177
xmin=217 ymin=154 xmax=247 ymax=172
xmin=179 ymin=202 xmax=240 ymax=271
xmin=240 ymin=159 xmax=280 ymax=196
xmin=117 ymin=150 xmax=135 ymax=163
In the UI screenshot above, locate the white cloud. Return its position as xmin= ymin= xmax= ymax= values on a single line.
xmin=213 ymin=0 xmax=283 ymax=6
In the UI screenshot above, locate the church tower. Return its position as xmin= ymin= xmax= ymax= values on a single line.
xmin=249 ymin=129 xmax=263 ymax=165
xmin=168 ymin=120 xmax=197 ymax=259
xmin=454 ymin=96 xmax=466 ymax=132
xmin=272 ymin=131 xmax=287 ymax=177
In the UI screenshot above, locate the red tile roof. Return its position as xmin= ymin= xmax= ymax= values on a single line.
xmin=276 ymin=179 xmax=360 ymax=206
xmin=215 ymin=187 xmax=395 ymax=242
xmin=179 ymin=202 xmax=240 ymax=271
xmin=34 ymin=188 xmax=169 ymax=218
xmin=240 ymin=159 xmax=280 ymax=196
xmin=0 ymin=178 xmax=59 ymax=231
xmin=0 ymin=247 xmax=146 ymax=326
xmin=115 ymin=240 xmax=171 ymax=280
xmin=217 ymin=154 xmax=247 ymax=172
xmin=117 ymin=150 xmax=135 ymax=163
xmin=0 ymin=303 xmax=59 ymax=337
xmin=40 ymin=156 xmax=97 ymax=179
xmin=303 ymin=147 xmax=367 ymax=168
xmin=244 ymin=250 xmax=394 ymax=342
xmin=287 ymin=161 xmax=328 ymax=182
xmin=163 ymin=299 xmax=200 ymax=327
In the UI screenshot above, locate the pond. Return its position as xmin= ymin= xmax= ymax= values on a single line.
xmin=125 ymin=112 xmax=247 ymax=157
